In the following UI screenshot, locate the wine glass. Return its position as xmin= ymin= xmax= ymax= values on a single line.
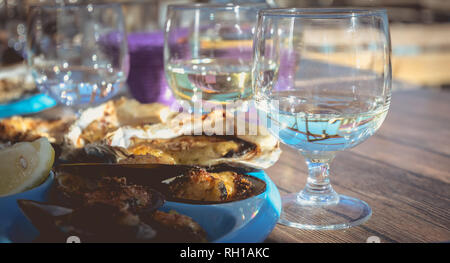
xmin=0 ymin=0 xmax=27 ymax=63
xmin=253 ymin=8 xmax=392 ymax=230
xmin=26 ymin=2 xmax=129 ymax=107
xmin=164 ymin=3 xmax=267 ymax=112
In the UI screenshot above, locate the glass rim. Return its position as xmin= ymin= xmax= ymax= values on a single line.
xmin=28 ymin=2 xmax=121 ymax=10
xmin=167 ymin=2 xmax=268 ymax=11
xmin=258 ymin=8 xmax=387 ymax=18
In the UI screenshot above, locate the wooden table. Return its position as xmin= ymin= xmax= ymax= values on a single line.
xmin=265 ymin=88 xmax=450 ymax=243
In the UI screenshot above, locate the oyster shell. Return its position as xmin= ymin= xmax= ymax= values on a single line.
xmin=65 ymin=97 xmax=173 ymax=148
xmin=0 ymin=116 xmax=74 ymax=144
xmin=105 ymin=110 xmax=281 ymax=169
xmin=65 ymin=98 xmax=281 ymax=169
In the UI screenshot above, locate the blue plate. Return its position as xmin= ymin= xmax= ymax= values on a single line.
xmin=0 ymin=94 xmax=56 ymax=118
xmin=1 ymin=170 xmax=280 ymax=243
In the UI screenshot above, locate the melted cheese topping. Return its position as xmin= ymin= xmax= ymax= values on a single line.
xmin=127 ymin=136 xmax=244 ymax=165
xmin=0 ymin=116 xmax=73 ymax=144
xmin=80 ymin=120 xmax=116 ymax=144
xmin=170 ymin=170 xmax=251 ymax=202
xmin=209 ymin=171 xmax=236 ymax=198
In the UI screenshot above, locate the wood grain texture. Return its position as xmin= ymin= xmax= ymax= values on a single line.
xmin=265 ymin=89 xmax=450 ymax=243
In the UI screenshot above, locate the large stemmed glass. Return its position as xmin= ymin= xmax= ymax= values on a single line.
xmin=253 ymin=8 xmax=392 ymax=230
xmin=26 ymin=2 xmax=129 ymax=107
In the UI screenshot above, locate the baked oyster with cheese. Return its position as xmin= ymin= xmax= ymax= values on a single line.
xmin=168 ymin=167 xmax=255 ymax=202
xmin=65 ymin=97 xmax=172 ymax=147
xmin=64 ymin=98 xmax=281 ymax=169
xmin=0 ymin=116 xmax=74 ymax=144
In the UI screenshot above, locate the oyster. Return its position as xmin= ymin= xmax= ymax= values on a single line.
xmin=65 ymin=97 xmax=172 ymax=148
xmin=0 ymin=116 xmax=74 ymax=144
xmin=65 ymin=98 xmax=281 ymax=169
xmin=169 ymin=167 xmax=255 ymax=202
xmin=106 ymin=110 xmax=281 ymax=169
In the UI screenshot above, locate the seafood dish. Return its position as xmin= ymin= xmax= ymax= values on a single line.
xmin=0 ymin=97 xmax=281 ymax=169
xmin=18 ymin=200 xmax=208 ymax=243
xmin=0 ymin=116 xmax=74 ymax=145
xmin=64 ymin=98 xmax=281 ymax=169
xmin=52 ymin=163 xmax=266 ymax=204
xmin=15 ymin=163 xmax=266 ymax=242
xmin=65 ymin=97 xmax=172 ymax=147
xmin=0 ymin=97 xmax=281 ymax=243
xmin=169 ymin=167 xmax=255 ymax=202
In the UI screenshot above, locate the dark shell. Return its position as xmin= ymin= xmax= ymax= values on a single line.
xmin=58 ymin=144 xmax=129 ymax=164
xmin=17 ymin=200 xmax=208 ymax=243
xmin=19 ymin=164 xmax=265 ymax=242
xmin=50 ymin=169 xmax=165 ymax=214
xmin=17 ymin=200 xmax=157 ymax=243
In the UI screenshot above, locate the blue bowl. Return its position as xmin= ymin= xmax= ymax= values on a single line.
xmin=163 ymin=170 xmax=281 ymax=243
xmin=0 ymin=172 xmax=54 ymax=243
xmin=2 ymin=170 xmax=280 ymax=243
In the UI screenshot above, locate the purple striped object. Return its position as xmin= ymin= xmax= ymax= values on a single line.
xmin=126 ymin=31 xmax=175 ymax=105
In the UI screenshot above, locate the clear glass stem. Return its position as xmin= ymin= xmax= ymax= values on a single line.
xmin=298 ymin=152 xmax=339 ymax=205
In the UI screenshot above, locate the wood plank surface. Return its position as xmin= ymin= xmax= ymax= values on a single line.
xmin=265 ymin=88 xmax=450 ymax=243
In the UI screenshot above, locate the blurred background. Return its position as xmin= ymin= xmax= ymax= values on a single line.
xmin=1 ymin=0 xmax=449 ymax=95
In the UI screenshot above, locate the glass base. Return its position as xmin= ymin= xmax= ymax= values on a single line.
xmin=278 ymin=193 xmax=371 ymax=230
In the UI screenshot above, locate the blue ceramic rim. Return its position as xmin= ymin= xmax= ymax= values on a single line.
xmin=215 ymin=170 xmax=281 ymax=243
xmin=0 ymin=171 xmax=54 ymax=199
xmin=0 ymin=172 xmax=54 ymax=243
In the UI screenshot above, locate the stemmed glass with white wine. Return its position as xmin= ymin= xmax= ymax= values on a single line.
xmin=253 ymin=8 xmax=392 ymax=230
xmin=26 ymin=2 xmax=129 ymax=108
xmin=164 ymin=3 xmax=268 ymax=112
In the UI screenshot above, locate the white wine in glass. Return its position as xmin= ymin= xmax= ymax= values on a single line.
xmin=164 ymin=3 xmax=268 ymax=111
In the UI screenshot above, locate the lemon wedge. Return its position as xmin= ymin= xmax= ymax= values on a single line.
xmin=0 ymin=138 xmax=55 ymax=196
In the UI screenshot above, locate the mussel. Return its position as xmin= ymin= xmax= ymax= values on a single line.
xmin=18 ymin=199 xmax=208 ymax=243
xmin=58 ymin=143 xmax=130 ymax=164
xmin=53 ymin=163 xmax=266 ymax=204
xmin=19 ymin=164 xmax=266 ymax=242
xmin=18 ymin=200 xmax=158 ymax=243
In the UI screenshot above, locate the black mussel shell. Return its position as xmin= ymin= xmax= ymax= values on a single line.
xmin=49 ymin=171 xmax=165 ymax=214
xmin=18 ymin=200 xmax=157 ymax=243
xmin=57 ymin=144 xmax=129 ymax=164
